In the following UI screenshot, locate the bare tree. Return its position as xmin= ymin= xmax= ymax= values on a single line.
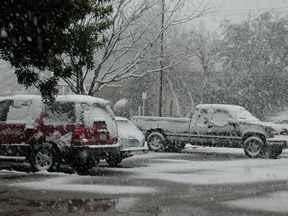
xmin=60 ymin=0 xmax=211 ymax=96
xmin=186 ymin=26 xmax=220 ymax=104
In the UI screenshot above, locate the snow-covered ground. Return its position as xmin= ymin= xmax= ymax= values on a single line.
xmin=1 ymin=145 xmax=288 ymax=213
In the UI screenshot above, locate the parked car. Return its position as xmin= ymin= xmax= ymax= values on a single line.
xmin=0 ymin=94 xmax=121 ymax=172
xmin=105 ymin=117 xmax=147 ymax=167
xmin=131 ymin=104 xmax=288 ymax=159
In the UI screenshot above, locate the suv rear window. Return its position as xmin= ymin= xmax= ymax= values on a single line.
xmin=80 ymin=102 xmax=117 ymax=138
xmin=43 ymin=102 xmax=76 ymax=124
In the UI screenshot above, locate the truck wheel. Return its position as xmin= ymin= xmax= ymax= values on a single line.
xmin=30 ymin=143 xmax=58 ymax=172
xmin=243 ymin=136 xmax=264 ymax=158
xmin=267 ymin=145 xmax=283 ymax=159
xmin=147 ymin=132 xmax=165 ymax=152
xmin=106 ymin=155 xmax=122 ymax=167
xmin=174 ymin=142 xmax=186 ymax=152
xmin=168 ymin=141 xmax=186 ymax=152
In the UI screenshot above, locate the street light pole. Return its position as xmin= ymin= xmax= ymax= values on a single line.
xmin=157 ymin=0 xmax=165 ymax=117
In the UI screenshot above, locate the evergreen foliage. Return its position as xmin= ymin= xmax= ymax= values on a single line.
xmin=0 ymin=0 xmax=113 ymax=101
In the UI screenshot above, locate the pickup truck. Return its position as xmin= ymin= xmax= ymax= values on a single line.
xmin=131 ymin=104 xmax=288 ymax=159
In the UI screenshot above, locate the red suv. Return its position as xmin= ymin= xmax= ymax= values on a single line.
xmin=0 ymin=94 xmax=120 ymax=172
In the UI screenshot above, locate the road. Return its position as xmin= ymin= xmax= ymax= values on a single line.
xmin=1 ymin=147 xmax=288 ymax=216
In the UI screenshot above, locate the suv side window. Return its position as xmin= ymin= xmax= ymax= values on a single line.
xmin=210 ymin=109 xmax=230 ymax=127
xmin=6 ymin=100 xmax=32 ymax=122
xmin=43 ymin=102 xmax=76 ymax=124
xmin=0 ymin=100 xmax=13 ymax=122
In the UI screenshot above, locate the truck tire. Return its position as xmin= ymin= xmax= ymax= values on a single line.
xmin=30 ymin=142 xmax=58 ymax=172
xmin=267 ymin=145 xmax=283 ymax=159
xmin=147 ymin=131 xmax=166 ymax=152
xmin=168 ymin=141 xmax=186 ymax=153
xmin=243 ymin=136 xmax=264 ymax=158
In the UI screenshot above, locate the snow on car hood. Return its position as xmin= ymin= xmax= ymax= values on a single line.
xmin=240 ymin=119 xmax=285 ymax=132
xmin=116 ymin=117 xmax=145 ymax=141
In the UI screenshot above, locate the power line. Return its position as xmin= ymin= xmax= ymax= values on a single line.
xmin=176 ymin=7 xmax=288 ymax=17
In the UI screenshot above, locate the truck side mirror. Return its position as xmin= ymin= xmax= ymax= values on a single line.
xmin=228 ymin=119 xmax=238 ymax=126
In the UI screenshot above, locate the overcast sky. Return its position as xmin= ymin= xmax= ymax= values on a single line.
xmin=190 ymin=0 xmax=288 ymax=31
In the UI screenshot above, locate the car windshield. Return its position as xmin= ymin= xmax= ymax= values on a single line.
xmin=231 ymin=108 xmax=259 ymax=122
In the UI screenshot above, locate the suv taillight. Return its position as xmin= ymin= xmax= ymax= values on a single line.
xmin=74 ymin=124 xmax=85 ymax=139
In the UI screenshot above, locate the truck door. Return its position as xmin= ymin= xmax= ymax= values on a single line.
xmin=189 ymin=108 xmax=210 ymax=145
xmin=207 ymin=108 xmax=241 ymax=147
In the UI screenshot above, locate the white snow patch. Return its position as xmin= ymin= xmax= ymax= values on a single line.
xmin=116 ymin=148 xmax=288 ymax=185
xmin=11 ymin=175 xmax=156 ymax=194
xmin=224 ymin=191 xmax=288 ymax=213
xmin=0 ymin=169 xmax=28 ymax=176
xmin=115 ymin=198 xmax=139 ymax=211
xmin=183 ymin=144 xmax=245 ymax=155
xmin=46 ymin=131 xmax=72 ymax=149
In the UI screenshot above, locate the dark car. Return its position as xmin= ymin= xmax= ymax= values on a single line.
xmin=0 ymin=94 xmax=120 ymax=172
xmin=132 ymin=104 xmax=288 ymax=158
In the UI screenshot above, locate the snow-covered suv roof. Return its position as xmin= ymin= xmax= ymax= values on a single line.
xmin=0 ymin=94 xmax=109 ymax=105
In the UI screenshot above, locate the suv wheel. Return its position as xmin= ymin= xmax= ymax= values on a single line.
xmin=147 ymin=131 xmax=166 ymax=152
xmin=72 ymin=158 xmax=99 ymax=174
xmin=243 ymin=136 xmax=264 ymax=158
xmin=106 ymin=155 xmax=122 ymax=167
xmin=30 ymin=143 xmax=58 ymax=172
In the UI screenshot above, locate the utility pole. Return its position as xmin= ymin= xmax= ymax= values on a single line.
xmin=157 ymin=0 xmax=165 ymax=117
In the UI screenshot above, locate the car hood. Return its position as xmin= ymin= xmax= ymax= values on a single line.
xmin=240 ymin=119 xmax=285 ymax=132
xmin=118 ymin=128 xmax=145 ymax=141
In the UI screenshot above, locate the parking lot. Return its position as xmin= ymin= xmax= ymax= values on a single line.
xmin=1 ymin=146 xmax=288 ymax=216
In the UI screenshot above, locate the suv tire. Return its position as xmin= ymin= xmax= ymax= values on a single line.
xmin=106 ymin=155 xmax=122 ymax=167
xmin=30 ymin=143 xmax=58 ymax=172
xmin=72 ymin=157 xmax=99 ymax=174
xmin=267 ymin=145 xmax=283 ymax=159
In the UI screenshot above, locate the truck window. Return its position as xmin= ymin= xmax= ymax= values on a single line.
xmin=210 ymin=109 xmax=230 ymax=127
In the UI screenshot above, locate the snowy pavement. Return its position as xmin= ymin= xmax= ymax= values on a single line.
xmin=1 ymin=146 xmax=288 ymax=214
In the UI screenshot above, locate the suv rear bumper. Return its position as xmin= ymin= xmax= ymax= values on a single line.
xmin=69 ymin=143 xmax=122 ymax=160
